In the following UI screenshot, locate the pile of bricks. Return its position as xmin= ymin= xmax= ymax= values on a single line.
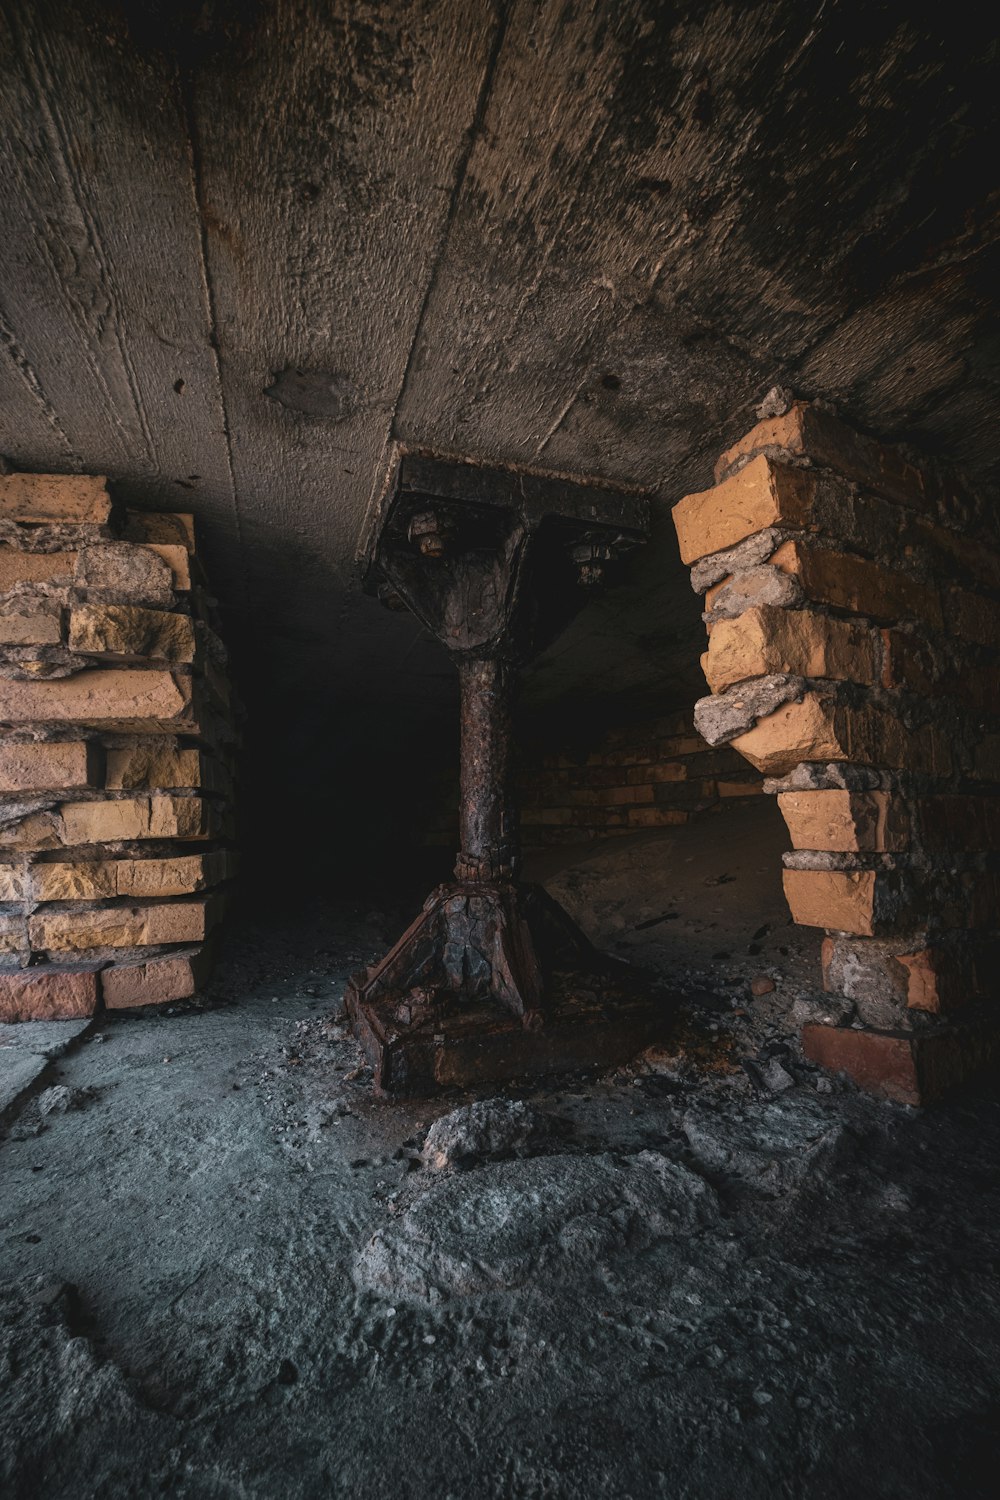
xmin=673 ymin=399 xmax=1000 ymax=1103
xmin=520 ymin=711 xmax=761 ymax=845
xmin=0 ymin=470 xmax=236 ymax=1022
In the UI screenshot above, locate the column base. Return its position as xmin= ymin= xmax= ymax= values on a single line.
xmin=345 ymin=880 xmax=670 ymax=1095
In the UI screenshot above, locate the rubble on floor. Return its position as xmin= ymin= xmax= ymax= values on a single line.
xmin=2 ymin=822 xmax=999 ymax=1496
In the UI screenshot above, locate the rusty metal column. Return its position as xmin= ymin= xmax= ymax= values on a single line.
xmin=455 ymin=655 xmax=518 ymax=884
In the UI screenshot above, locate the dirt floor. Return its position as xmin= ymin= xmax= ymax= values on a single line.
xmin=2 ymin=801 xmax=999 ymax=1498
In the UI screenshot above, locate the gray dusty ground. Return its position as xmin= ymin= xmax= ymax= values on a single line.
xmin=2 ymin=805 xmax=999 ymax=1498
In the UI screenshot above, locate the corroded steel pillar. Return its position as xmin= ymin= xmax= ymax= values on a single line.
xmin=345 ymin=445 xmax=662 ymax=1094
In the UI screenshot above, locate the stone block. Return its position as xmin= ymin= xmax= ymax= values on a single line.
xmin=816 ymin=933 xmax=989 ymax=1024
xmin=0 ymin=668 xmax=194 ymax=730
xmin=703 ymin=606 xmax=880 ymax=693
xmin=0 ymin=913 xmax=28 ymax=964
xmin=778 ymin=789 xmax=908 ymax=852
xmin=0 ymin=740 xmax=98 ymax=793
xmin=0 ymin=865 xmax=29 ymax=901
xmin=0 ymin=965 xmax=99 ymax=1023
xmin=0 ymin=811 xmax=63 ymax=850
xmin=0 ymin=473 xmax=112 ymax=525
xmin=821 ymin=934 xmax=910 ymax=1024
xmin=101 ymin=945 xmax=211 ymax=1009
xmin=673 ymin=455 xmax=813 ymax=565
xmin=103 ymin=741 xmax=205 ymax=792
xmin=28 ymin=898 xmax=220 ymax=952
xmin=714 ymin=402 xmax=934 ymax=513
xmin=28 ymin=851 xmax=230 ymax=902
xmin=0 ymin=551 xmax=77 ymax=589
xmin=68 ymin=603 xmax=196 ymax=662
xmin=783 ymin=868 xmax=879 ymax=935
xmin=771 ymin=538 xmax=942 ymax=626
xmin=60 ymin=794 xmax=213 ymax=844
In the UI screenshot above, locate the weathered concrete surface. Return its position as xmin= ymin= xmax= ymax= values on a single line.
xmin=0 ymin=1019 xmax=94 ymax=1119
xmin=2 ymin=811 xmax=999 ymax=1497
xmin=0 ymin=2 xmax=997 ymax=847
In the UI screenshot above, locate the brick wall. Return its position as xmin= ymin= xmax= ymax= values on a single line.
xmin=422 ymin=710 xmax=762 ymax=851
xmin=520 ymin=711 xmax=761 ymax=845
xmin=673 ymin=398 xmax=1000 ymax=1102
xmin=0 ymin=470 xmax=236 ymax=1021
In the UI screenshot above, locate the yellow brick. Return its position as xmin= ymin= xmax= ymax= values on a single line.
xmin=122 ymin=511 xmax=195 ymax=551
xmin=732 ymin=692 xmax=951 ymax=777
xmin=0 ymin=473 xmax=111 ymax=524
xmin=672 ymin=455 xmax=813 ymax=565
xmin=714 ymin=403 xmax=932 ymax=511
xmin=0 ymin=669 xmax=193 ymax=730
xmin=29 ymin=852 xmax=227 ymax=902
xmin=0 ymin=741 xmax=97 ymax=793
xmin=68 ymin=603 xmax=196 ymax=662
xmin=0 ymin=551 xmax=76 ymax=589
xmin=777 ymin=790 xmax=909 ymax=852
xmin=59 ymin=795 xmax=210 ymax=844
xmin=29 ymin=898 xmax=220 ymax=952
xmin=104 ymin=741 xmax=205 ymax=790
xmin=771 ymin=539 xmax=942 ymax=626
xmin=703 ymin=606 xmax=880 ymax=693
xmin=783 ymin=868 xmax=878 ymax=935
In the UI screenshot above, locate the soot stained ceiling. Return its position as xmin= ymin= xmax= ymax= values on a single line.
xmin=1 ymin=0 xmax=998 ymax=776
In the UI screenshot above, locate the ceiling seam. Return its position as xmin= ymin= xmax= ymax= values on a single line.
xmin=387 ymin=0 xmax=513 ymax=446
xmin=0 ymin=295 xmax=76 ymax=463
xmin=177 ymin=68 xmax=249 ymax=613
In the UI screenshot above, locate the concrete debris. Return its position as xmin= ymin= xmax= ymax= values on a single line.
xmin=357 ymin=1151 xmax=712 ymax=1302
xmin=37 ymin=1084 xmax=91 ymax=1115
xmin=702 ymin=565 xmax=804 ymax=620
xmin=682 ymin=1096 xmax=849 ymax=1197
xmin=422 ymin=1098 xmax=546 ymax=1170
xmin=689 ymin=527 xmax=788 ymax=594
xmin=791 ymin=994 xmax=856 ymax=1028
xmin=756 ymin=385 xmax=795 ymax=420
xmin=764 ymin=762 xmax=886 ymax=794
xmin=694 ymin=675 xmax=806 ymax=746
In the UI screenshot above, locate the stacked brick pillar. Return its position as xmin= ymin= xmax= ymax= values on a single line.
xmin=0 ymin=470 xmax=235 ymax=1021
xmin=673 ymin=400 xmax=1000 ymax=1104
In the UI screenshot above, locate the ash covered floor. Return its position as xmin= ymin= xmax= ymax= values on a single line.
xmin=2 ymin=803 xmax=999 ymax=1498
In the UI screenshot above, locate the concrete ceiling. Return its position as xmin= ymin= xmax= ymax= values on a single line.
xmin=2 ymin=0 xmax=998 ymax=827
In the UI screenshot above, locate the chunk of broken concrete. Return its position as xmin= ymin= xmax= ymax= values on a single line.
xmin=694 ymin=675 xmax=806 ymax=746
xmin=421 ymin=1098 xmax=546 ymax=1170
